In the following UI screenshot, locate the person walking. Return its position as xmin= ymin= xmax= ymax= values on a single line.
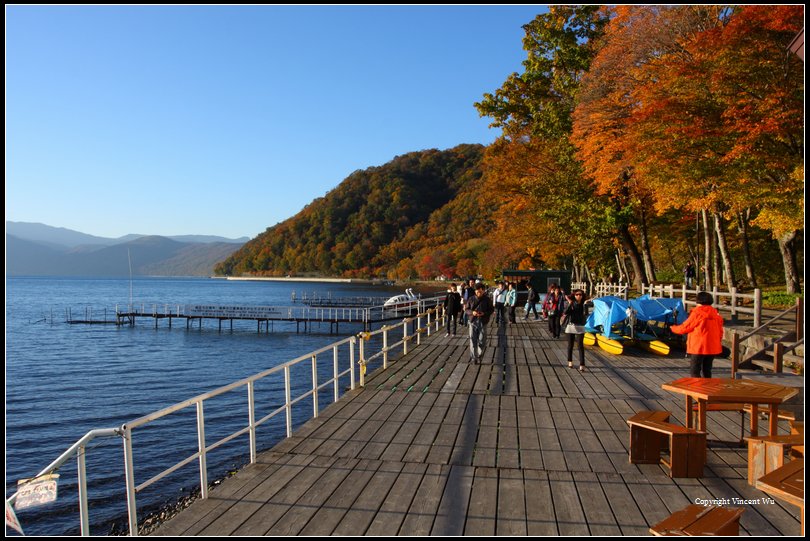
xmin=524 ymin=283 xmax=540 ymax=320
xmin=505 ymin=282 xmax=518 ymax=324
xmin=460 ymin=278 xmax=475 ymax=327
xmin=670 ymin=291 xmax=724 ymax=378
xmin=443 ymin=284 xmax=462 ymax=336
xmin=543 ymin=284 xmax=565 ymax=338
xmin=562 ymin=289 xmax=592 ymax=372
xmin=465 ymin=283 xmax=494 ymax=363
xmin=493 ymin=282 xmax=507 ymax=324
xmin=684 ymin=261 xmax=696 ymax=289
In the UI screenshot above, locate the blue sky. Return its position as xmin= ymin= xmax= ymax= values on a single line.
xmin=7 ymin=5 xmax=546 ymax=240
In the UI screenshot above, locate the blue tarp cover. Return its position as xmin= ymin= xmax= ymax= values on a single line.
xmin=629 ymin=295 xmax=686 ymax=325
xmin=585 ymin=296 xmax=630 ymax=339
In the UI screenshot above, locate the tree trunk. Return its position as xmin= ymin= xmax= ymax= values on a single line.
xmin=713 ymin=211 xmax=736 ymax=290
xmin=615 ymin=249 xmax=628 ymax=283
xmin=639 ymin=208 xmax=657 ymax=283
xmin=701 ymin=209 xmax=712 ymax=289
xmin=777 ymin=230 xmax=801 ymax=294
xmin=737 ymin=209 xmax=757 ymax=289
xmin=618 ymin=224 xmax=647 ymax=290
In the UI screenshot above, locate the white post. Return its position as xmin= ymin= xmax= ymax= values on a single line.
xmin=333 ymin=345 xmax=340 ymax=402
xmin=312 ymin=355 xmax=319 ymax=418
xmin=77 ymin=445 xmax=90 ymax=536
xmin=248 ymin=382 xmax=256 ymax=463
xmin=359 ymin=336 xmax=366 ymax=388
xmin=123 ymin=427 xmax=138 ymax=536
xmin=403 ymin=319 xmax=408 ymax=356
xmin=196 ymin=402 xmax=208 ymax=499
xmin=284 ymin=366 xmax=292 ymax=437
xmin=754 ymin=288 xmax=762 ymax=328
xmin=349 ymin=337 xmax=356 ymax=391
xmin=383 ymin=327 xmax=388 ymax=369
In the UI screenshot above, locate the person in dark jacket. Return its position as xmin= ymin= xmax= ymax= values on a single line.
xmin=670 ymin=291 xmax=724 ymax=378
xmin=443 ymin=284 xmax=462 ymax=336
xmin=524 ymin=283 xmax=540 ymax=320
xmin=562 ymin=289 xmax=592 ymax=372
xmin=465 ymin=283 xmax=494 ymax=363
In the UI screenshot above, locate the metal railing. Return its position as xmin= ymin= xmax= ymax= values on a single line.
xmin=7 ymin=302 xmax=445 ymax=536
xmin=730 ymin=298 xmax=804 ymax=375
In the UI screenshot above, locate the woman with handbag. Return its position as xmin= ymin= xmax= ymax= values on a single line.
xmin=543 ymin=284 xmax=565 ymax=338
xmin=562 ymin=289 xmax=592 ymax=371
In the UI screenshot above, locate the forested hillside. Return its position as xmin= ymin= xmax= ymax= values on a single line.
xmin=215 ymin=145 xmax=499 ymax=279
xmin=218 ymin=6 xmax=803 ymax=292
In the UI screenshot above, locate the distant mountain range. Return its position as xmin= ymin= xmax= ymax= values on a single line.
xmin=6 ymin=221 xmax=249 ymax=277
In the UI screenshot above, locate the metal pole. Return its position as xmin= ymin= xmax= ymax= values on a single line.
xmin=122 ymin=427 xmax=138 ymax=536
xmin=333 ymin=345 xmax=340 ymax=402
xmin=196 ymin=402 xmax=208 ymax=499
xmin=311 ymin=355 xmax=319 ymax=418
xmin=350 ymin=337 xmax=356 ymax=390
xmin=77 ymin=445 xmax=90 ymax=536
xmin=383 ymin=327 xmax=388 ymax=369
xmin=248 ymin=382 xmax=256 ymax=464
xmin=284 ymin=366 xmax=292 ymax=437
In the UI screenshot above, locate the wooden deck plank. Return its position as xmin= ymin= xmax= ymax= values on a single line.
xmin=150 ymin=317 xmax=803 ymax=537
xmin=464 ymin=467 xmax=498 ymax=536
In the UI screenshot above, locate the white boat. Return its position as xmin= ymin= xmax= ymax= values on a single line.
xmin=383 ymin=289 xmax=419 ymax=312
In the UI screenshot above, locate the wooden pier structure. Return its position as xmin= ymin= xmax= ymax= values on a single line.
xmin=151 ymin=318 xmax=803 ymax=536
xmin=68 ymin=301 xmax=440 ymax=334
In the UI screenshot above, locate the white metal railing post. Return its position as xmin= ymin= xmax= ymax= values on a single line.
xmin=196 ymin=402 xmax=208 ymax=499
xmin=360 ymin=334 xmax=367 ymax=387
xmin=77 ymin=445 xmax=90 ymax=536
xmin=403 ymin=319 xmax=409 ymax=356
xmin=426 ymin=310 xmax=431 ymax=337
xmin=122 ymin=427 xmax=138 ymax=536
xmin=311 ymin=355 xmax=319 ymax=418
xmin=284 ymin=365 xmax=293 ymax=437
xmin=350 ymin=337 xmax=356 ymax=390
xmin=247 ymin=381 xmax=256 ymax=464
xmin=383 ymin=327 xmax=389 ymax=369
xmin=417 ymin=315 xmax=422 ymax=345
xmin=333 ymin=345 xmax=340 ymax=402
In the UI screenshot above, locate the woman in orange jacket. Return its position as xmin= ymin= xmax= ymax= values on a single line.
xmin=670 ymin=291 xmax=724 ymax=378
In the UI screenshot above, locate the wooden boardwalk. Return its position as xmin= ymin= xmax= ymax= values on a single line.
xmin=152 ymin=319 xmax=803 ymax=536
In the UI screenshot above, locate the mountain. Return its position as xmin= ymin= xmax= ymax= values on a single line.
xmin=216 ymin=144 xmax=497 ymax=279
xmin=6 ymin=234 xmax=246 ymax=277
xmin=6 ymin=221 xmax=248 ymax=247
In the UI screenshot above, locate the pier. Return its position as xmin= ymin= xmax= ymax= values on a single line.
xmin=151 ymin=318 xmax=803 ymax=536
xmin=67 ymin=298 xmax=442 ymax=333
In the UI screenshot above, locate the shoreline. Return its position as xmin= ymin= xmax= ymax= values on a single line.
xmin=219 ymin=276 xmax=378 ymax=284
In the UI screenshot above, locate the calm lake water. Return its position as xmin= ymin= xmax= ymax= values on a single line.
xmin=6 ymin=276 xmax=422 ymax=536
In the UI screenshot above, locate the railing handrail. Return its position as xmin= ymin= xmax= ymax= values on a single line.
xmin=123 ymin=335 xmax=356 ymax=431
xmin=9 ymin=301 xmax=445 ymax=536
xmin=737 ymin=304 xmax=797 ymax=343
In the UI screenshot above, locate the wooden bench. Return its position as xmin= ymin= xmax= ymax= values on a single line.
xmin=628 ymin=411 xmax=706 ymax=478
xmin=650 ymin=504 xmax=745 ymax=536
xmin=746 ymin=433 xmax=805 ymax=485
xmin=755 ymin=458 xmax=804 ymax=535
xmin=690 ymin=403 xmax=797 ymax=445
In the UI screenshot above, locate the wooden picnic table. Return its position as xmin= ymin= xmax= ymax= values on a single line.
xmin=756 ymin=458 xmax=804 ymax=535
xmin=661 ymin=378 xmax=799 ymax=438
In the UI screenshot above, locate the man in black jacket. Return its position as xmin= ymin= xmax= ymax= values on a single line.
xmin=444 ymin=284 xmax=462 ymax=336
xmin=465 ymin=283 xmax=494 ymax=363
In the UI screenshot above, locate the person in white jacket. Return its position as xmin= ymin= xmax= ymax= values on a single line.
xmin=505 ymin=282 xmax=517 ymax=324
